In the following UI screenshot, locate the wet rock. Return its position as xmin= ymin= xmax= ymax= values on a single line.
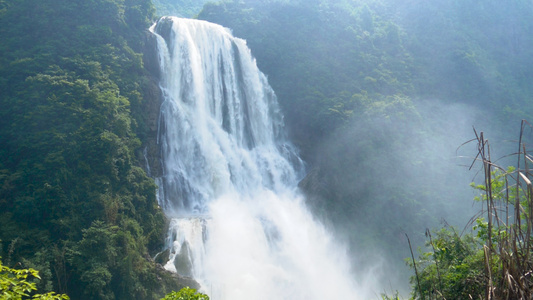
xmin=154 ymin=248 xmax=170 ymax=265
xmin=139 ymin=30 xmax=163 ymax=178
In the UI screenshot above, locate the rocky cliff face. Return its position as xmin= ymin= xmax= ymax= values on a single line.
xmin=298 ymin=166 xmax=334 ymax=214
xmin=141 ymin=30 xmax=163 ymax=178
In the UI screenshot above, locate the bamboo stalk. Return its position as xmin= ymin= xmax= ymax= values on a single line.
xmin=484 ymin=245 xmax=493 ymax=300
xmin=406 ymin=233 xmax=424 ymax=300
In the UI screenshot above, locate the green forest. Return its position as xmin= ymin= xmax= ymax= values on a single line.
xmin=0 ymin=0 xmax=192 ymax=298
xmin=1 ymin=0 xmax=533 ymax=299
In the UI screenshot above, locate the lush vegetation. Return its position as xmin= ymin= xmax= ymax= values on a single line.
xmin=410 ymin=125 xmax=533 ymax=299
xmin=152 ymin=0 xmax=210 ymax=17
xmin=161 ymin=287 xmax=209 ymax=300
xmin=198 ymin=0 xmax=533 ymax=176
xmin=1 ymin=257 xmax=69 ymax=299
xmin=0 ymin=0 xmax=183 ymax=298
xmin=200 ymin=0 xmax=414 ymax=151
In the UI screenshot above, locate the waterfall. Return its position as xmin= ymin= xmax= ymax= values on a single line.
xmin=150 ymin=17 xmax=367 ymax=300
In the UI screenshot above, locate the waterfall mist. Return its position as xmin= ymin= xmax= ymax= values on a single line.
xmin=150 ymin=17 xmax=375 ymax=299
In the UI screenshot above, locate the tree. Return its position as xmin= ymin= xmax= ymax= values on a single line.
xmin=0 ymin=0 xmax=167 ymax=298
xmin=0 ymin=257 xmax=69 ymax=299
xmin=161 ymin=287 xmax=209 ymax=300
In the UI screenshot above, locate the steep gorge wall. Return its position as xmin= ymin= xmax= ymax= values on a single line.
xmin=141 ymin=30 xmax=164 ymax=178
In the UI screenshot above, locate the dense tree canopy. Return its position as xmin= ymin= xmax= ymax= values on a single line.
xmin=199 ymin=0 xmax=414 ymax=153
xmin=152 ymin=0 xmax=209 ymax=17
xmin=0 ymin=0 xmax=177 ymax=298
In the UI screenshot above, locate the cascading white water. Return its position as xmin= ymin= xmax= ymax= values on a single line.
xmin=150 ymin=17 xmax=370 ymax=300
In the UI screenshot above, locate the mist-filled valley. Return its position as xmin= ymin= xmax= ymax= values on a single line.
xmin=195 ymin=0 xmax=533 ymax=295
xmin=1 ymin=0 xmax=533 ymax=299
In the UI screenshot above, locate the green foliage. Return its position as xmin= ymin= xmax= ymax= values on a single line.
xmin=0 ymin=257 xmax=69 ymax=299
xmin=408 ymin=228 xmax=486 ymax=299
xmin=410 ymin=186 xmax=510 ymax=299
xmin=161 ymin=287 xmax=209 ymax=300
xmin=410 ymin=129 xmax=533 ymax=299
xmin=198 ymin=0 xmax=413 ymax=153
xmin=152 ymin=0 xmax=210 ymax=17
xmin=0 ymin=0 xmax=167 ymax=299
xmin=380 ymin=292 xmax=401 ymax=300
xmin=397 ymin=0 xmax=533 ymax=120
